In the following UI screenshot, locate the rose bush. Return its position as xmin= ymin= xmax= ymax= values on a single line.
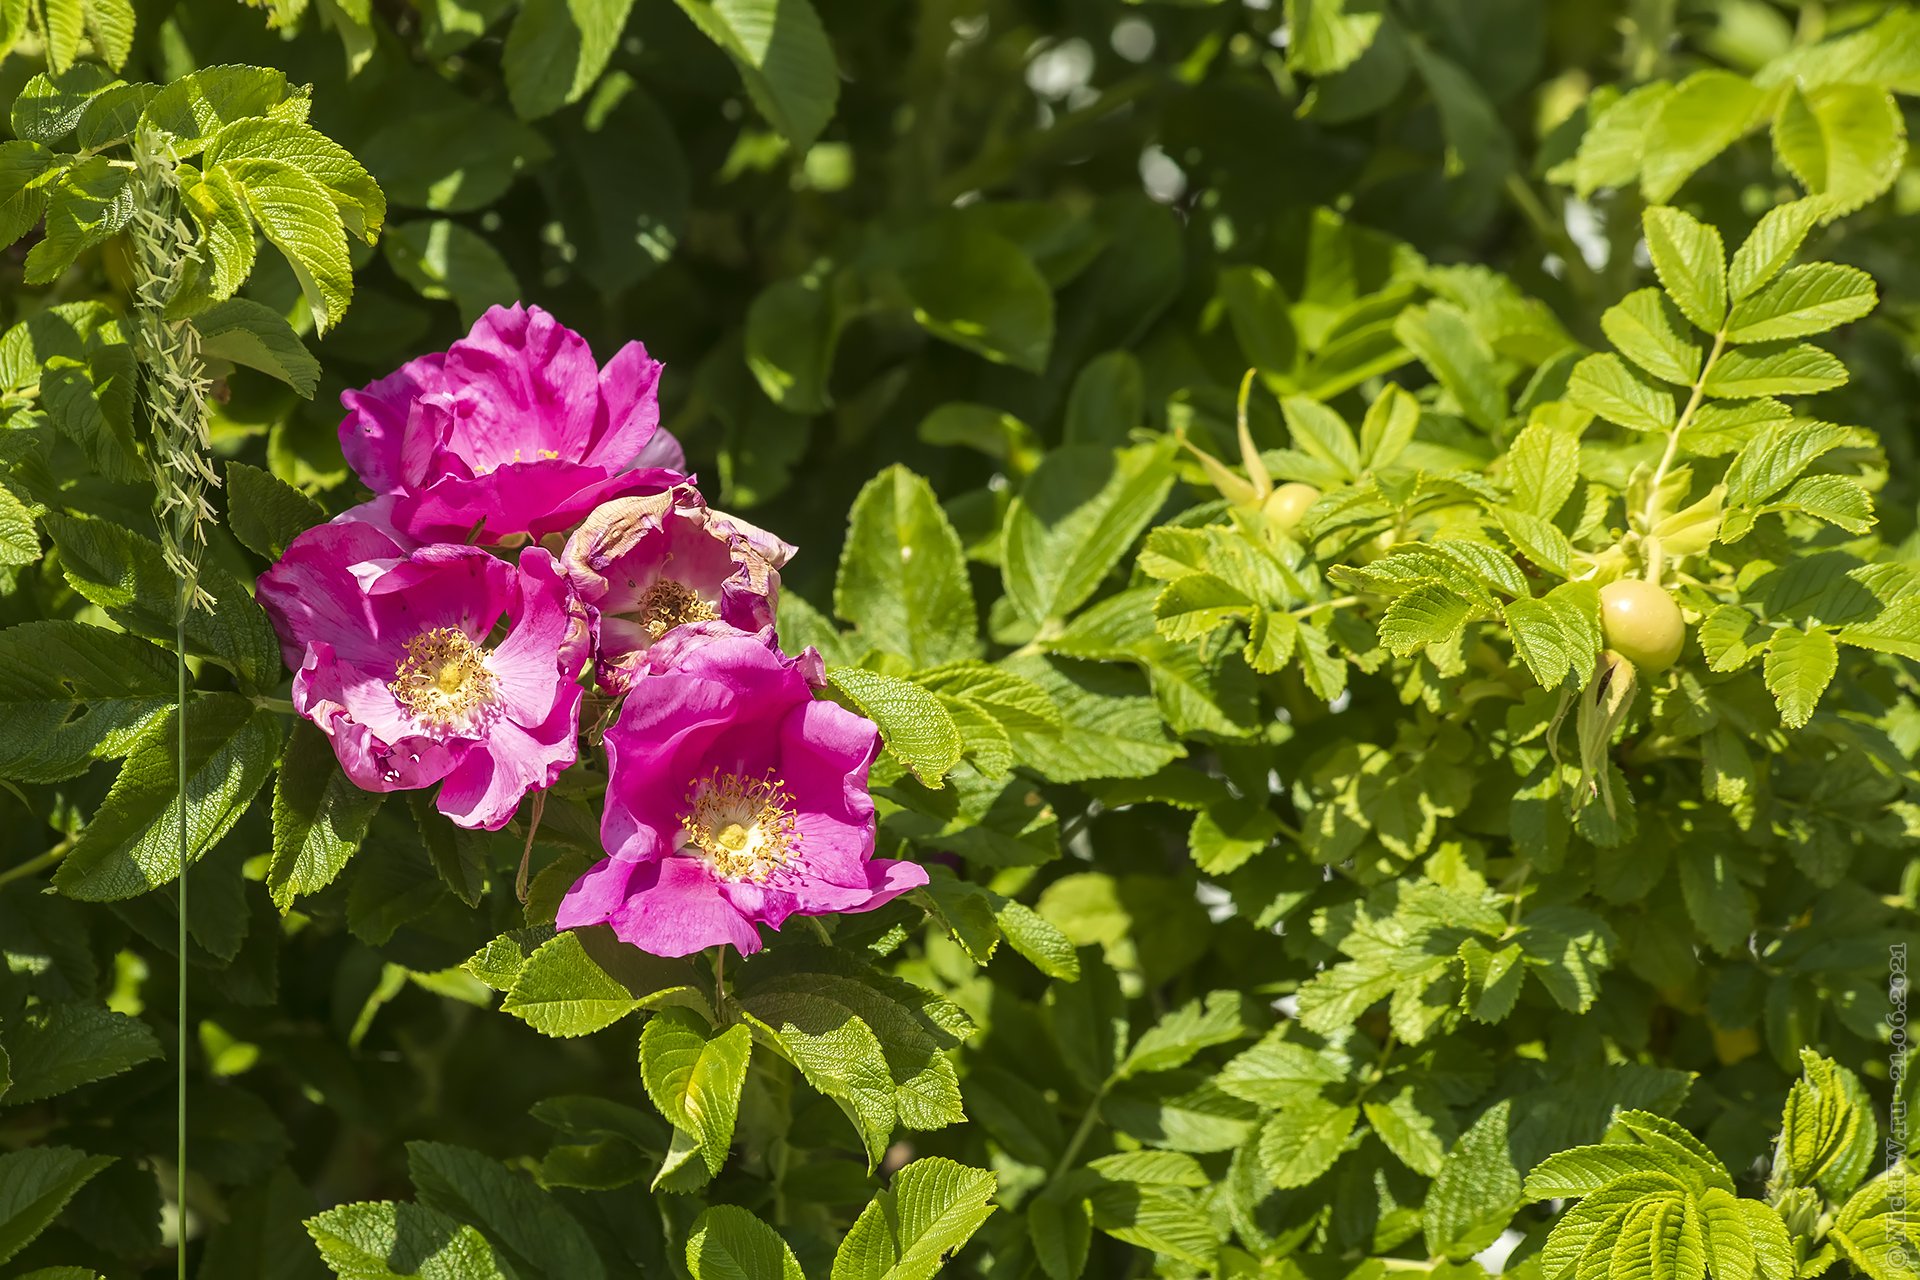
xmin=0 ymin=3 xmax=1918 ymax=1280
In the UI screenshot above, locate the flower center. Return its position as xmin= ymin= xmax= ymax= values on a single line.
xmin=639 ymin=578 xmax=718 ymax=641
xmin=680 ymin=770 xmax=798 ymax=880
xmin=389 ymin=626 xmax=498 ymax=729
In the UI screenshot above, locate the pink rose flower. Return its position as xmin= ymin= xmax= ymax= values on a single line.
xmin=338 ymin=303 xmax=686 ymax=542
xmin=257 ymin=521 xmax=588 ymax=831
xmin=562 ymin=485 xmax=796 ymax=692
xmin=556 ymin=628 xmax=926 ymax=956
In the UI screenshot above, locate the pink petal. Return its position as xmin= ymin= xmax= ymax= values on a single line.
xmin=606 ymin=856 xmax=764 ymax=957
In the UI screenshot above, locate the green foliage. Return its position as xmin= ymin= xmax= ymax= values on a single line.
xmin=3 ymin=1 xmax=1919 ymax=1278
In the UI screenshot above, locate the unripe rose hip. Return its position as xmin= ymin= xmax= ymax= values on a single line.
xmin=1599 ymin=578 xmax=1685 ymax=673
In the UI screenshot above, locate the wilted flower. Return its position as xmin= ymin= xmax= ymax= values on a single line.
xmin=562 ymin=485 xmax=795 ymax=691
xmin=338 ymin=303 xmax=685 ymax=542
xmin=555 ymin=627 xmax=925 ymax=956
xmin=257 ymin=520 xmax=587 ymax=831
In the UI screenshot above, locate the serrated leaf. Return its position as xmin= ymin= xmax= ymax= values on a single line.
xmin=1701 ymin=342 xmax=1847 ymax=398
xmin=500 ymin=928 xmax=697 ymax=1037
xmin=269 ymin=719 xmax=380 ymax=910
xmin=305 ymin=1201 xmax=512 ymax=1280
xmin=1774 ymin=83 xmax=1907 ymax=219
xmin=640 ymin=1007 xmax=752 ymax=1182
xmin=1640 ymin=71 xmax=1764 ymax=204
xmin=46 ymin=513 xmax=281 ymax=689
xmin=1764 ymin=626 xmax=1839 ymax=729
xmin=828 ymin=666 xmax=962 ymax=786
xmin=1568 ymin=353 xmax=1677 ymax=433
xmin=408 ymin=1141 xmax=604 ymax=1280
xmin=835 ymin=466 xmax=978 ymax=668
xmin=52 ymin=696 xmax=280 ymax=902
xmin=23 ymin=157 xmax=133 ymax=285
xmin=830 ymin=1157 xmax=996 ymax=1280
xmin=1003 ymin=441 xmax=1175 ymax=625
xmin=504 ymin=0 xmax=639 ymax=120
xmin=1395 ymin=302 xmax=1508 ymax=432
xmin=228 ymin=158 xmax=355 ymax=332
xmin=1378 ymin=581 xmax=1474 ymax=655
xmin=892 ymin=217 xmax=1054 ymax=371
xmin=1726 ymin=263 xmax=1876 ymax=343
xmin=9 ymin=65 xmax=116 ymax=143
xmin=227 ymin=461 xmax=325 ymax=562
xmin=1424 ymin=1101 xmax=1522 ymax=1261
xmin=140 ymin=66 xmax=293 ymax=154
xmin=199 ymin=300 xmax=322 ymax=397
xmin=686 ymin=1204 xmax=805 ymax=1280
xmin=1728 ymin=201 xmax=1823 ymax=301
xmin=0 ymin=1147 xmax=115 ymax=1265
xmin=0 ymin=1005 xmax=160 ymax=1104
xmin=674 ymin=0 xmax=838 ymax=149
xmin=1602 ymin=289 xmax=1703 ymax=385
xmin=1644 ymin=206 xmax=1728 ymax=333
xmin=0 ymin=621 xmax=175 ymax=783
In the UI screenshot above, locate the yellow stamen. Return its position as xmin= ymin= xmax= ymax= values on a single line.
xmin=680 ymin=770 xmax=798 ymax=880
xmin=389 ymin=626 xmax=497 ymax=729
xmin=639 ymin=578 xmax=719 ymax=641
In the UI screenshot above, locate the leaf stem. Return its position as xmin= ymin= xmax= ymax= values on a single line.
xmin=1292 ymin=595 xmax=1361 ymax=618
xmin=0 ymin=835 xmax=75 ymax=889
xmin=1640 ymin=327 xmax=1727 ymax=582
xmin=1050 ymin=1084 xmax=1107 ymax=1183
xmin=176 ymin=590 xmax=189 ymax=1280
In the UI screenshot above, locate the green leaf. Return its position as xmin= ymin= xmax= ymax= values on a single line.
xmin=227 ymin=461 xmax=325 ymax=562
xmin=1119 ymin=991 xmax=1257 ymax=1078
xmin=227 ymin=158 xmax=355 ymax=332
xmin=830 ymin=1157 xmax=996 ymax=1280
xmin=1506 ymin=418 xmax=1581 ymax=517
xmin=735 ymin=947 xmax=972 ymax=1156
xmin=9 ymin=64 xmax=115 ymax=143
xmin=1284 ymin=0 xmax=1382 ymax=74
xmin=0 ymin=1147 xmax=115 ymax=1265
xmin=1378 ymin=581 xmax=1474 ymax=655
xmin=83 ymin=0 xmax=135 ymax=69
xmin=1602 ymin=289 xmax=1703 ymax=385
xmin=195 ymin=299 xmax=320 ymax=397
xmin=1773 ymin=83 xmax=1908 ymax=218
xmin=1550 ymin=81 xmax=1670 ymax=197
xmin=204 ymin=115 xmax=385 ymax=242
xmin=46 ymin=513 xmax=282 ymax=690
xmin=1423 ymin=1101 xmax=1522 ymax=1261
xmin=1640 ymin=71 xmax=1765 ymax=204
xmin=640 ymin=1007 xmax=752 ymax=1183
xmin=169 ymin=165 xmax=259 ymax=317
xmin=500 ymin=927 xmax=700 ymax=1037
xmin=1394 ymin=302 xmax=1507 ymax=432
xmin=38 ymin=0 xmax=83 ymax=73
xmin=834 ymin=465 xmax=979 ymax=668
xmin=0 ymin=622 xmax=175 ymax=783
xmin=407 ymin=1141 xmax=605 ymax=1280
xmin=892 ymin=219 xmax=1054 ymax=371
xmin=305 ymin=1201 xmax=512 ymax=1280
xmin=1364 ymin=1082 xmax=1456 ymax=1177
xmin=0 ymin=1004 xmax=159 ymax=1103
xmin=1701 ymin=342 xmax=1848 ymax=398
xmin=1728 ymin=200 xmax=1823 ymax=301
xmin=53 ymin=696 xmax=280 ymax=901
xmin=383 ymin=219 xmax=519 ymax=329
xmin=0 ymin=140 xmax=59 ymax=248
xmin=828 ymin=666 xmax=962 ymax=786
xmin=501 ymin=0 xmax=638 ymax=118
xmin=746 ymin=275 xmax=840 ymax=414
xmin=269 ymin=720 xmax=380 ymax=911
xmin=0 ymin=484 xmax=33 ymax=567
xmin=1725 ymin=263 xmax=1876 ymax=343
xmin=674 ymin=0 xmax=839 ymax=149
xmin=998 ymin=656 xmax=1183 ymax=783
xmin=144 ymin=64 xmax=292 ymax=141
xmin=686 ymin=1204 xmax=805 ymax=1280
xmin=23 ymin=157 xmax=132 ymax=285
xmin=1781 ymin=1051 xmax=1878 ymax=1199
xmin=1567 ymin=353 xmax=1677 ymax=433
xmin=1219 ymin=265 xmax=1299 ymax=384
xmin=1256 ymin=1097 xmax=1357 ymax=1188
xmin=1003 ymin=441 xmax=1175 ymax=625
xmin=1643 ymin=206 xmax=1727 ymax=333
